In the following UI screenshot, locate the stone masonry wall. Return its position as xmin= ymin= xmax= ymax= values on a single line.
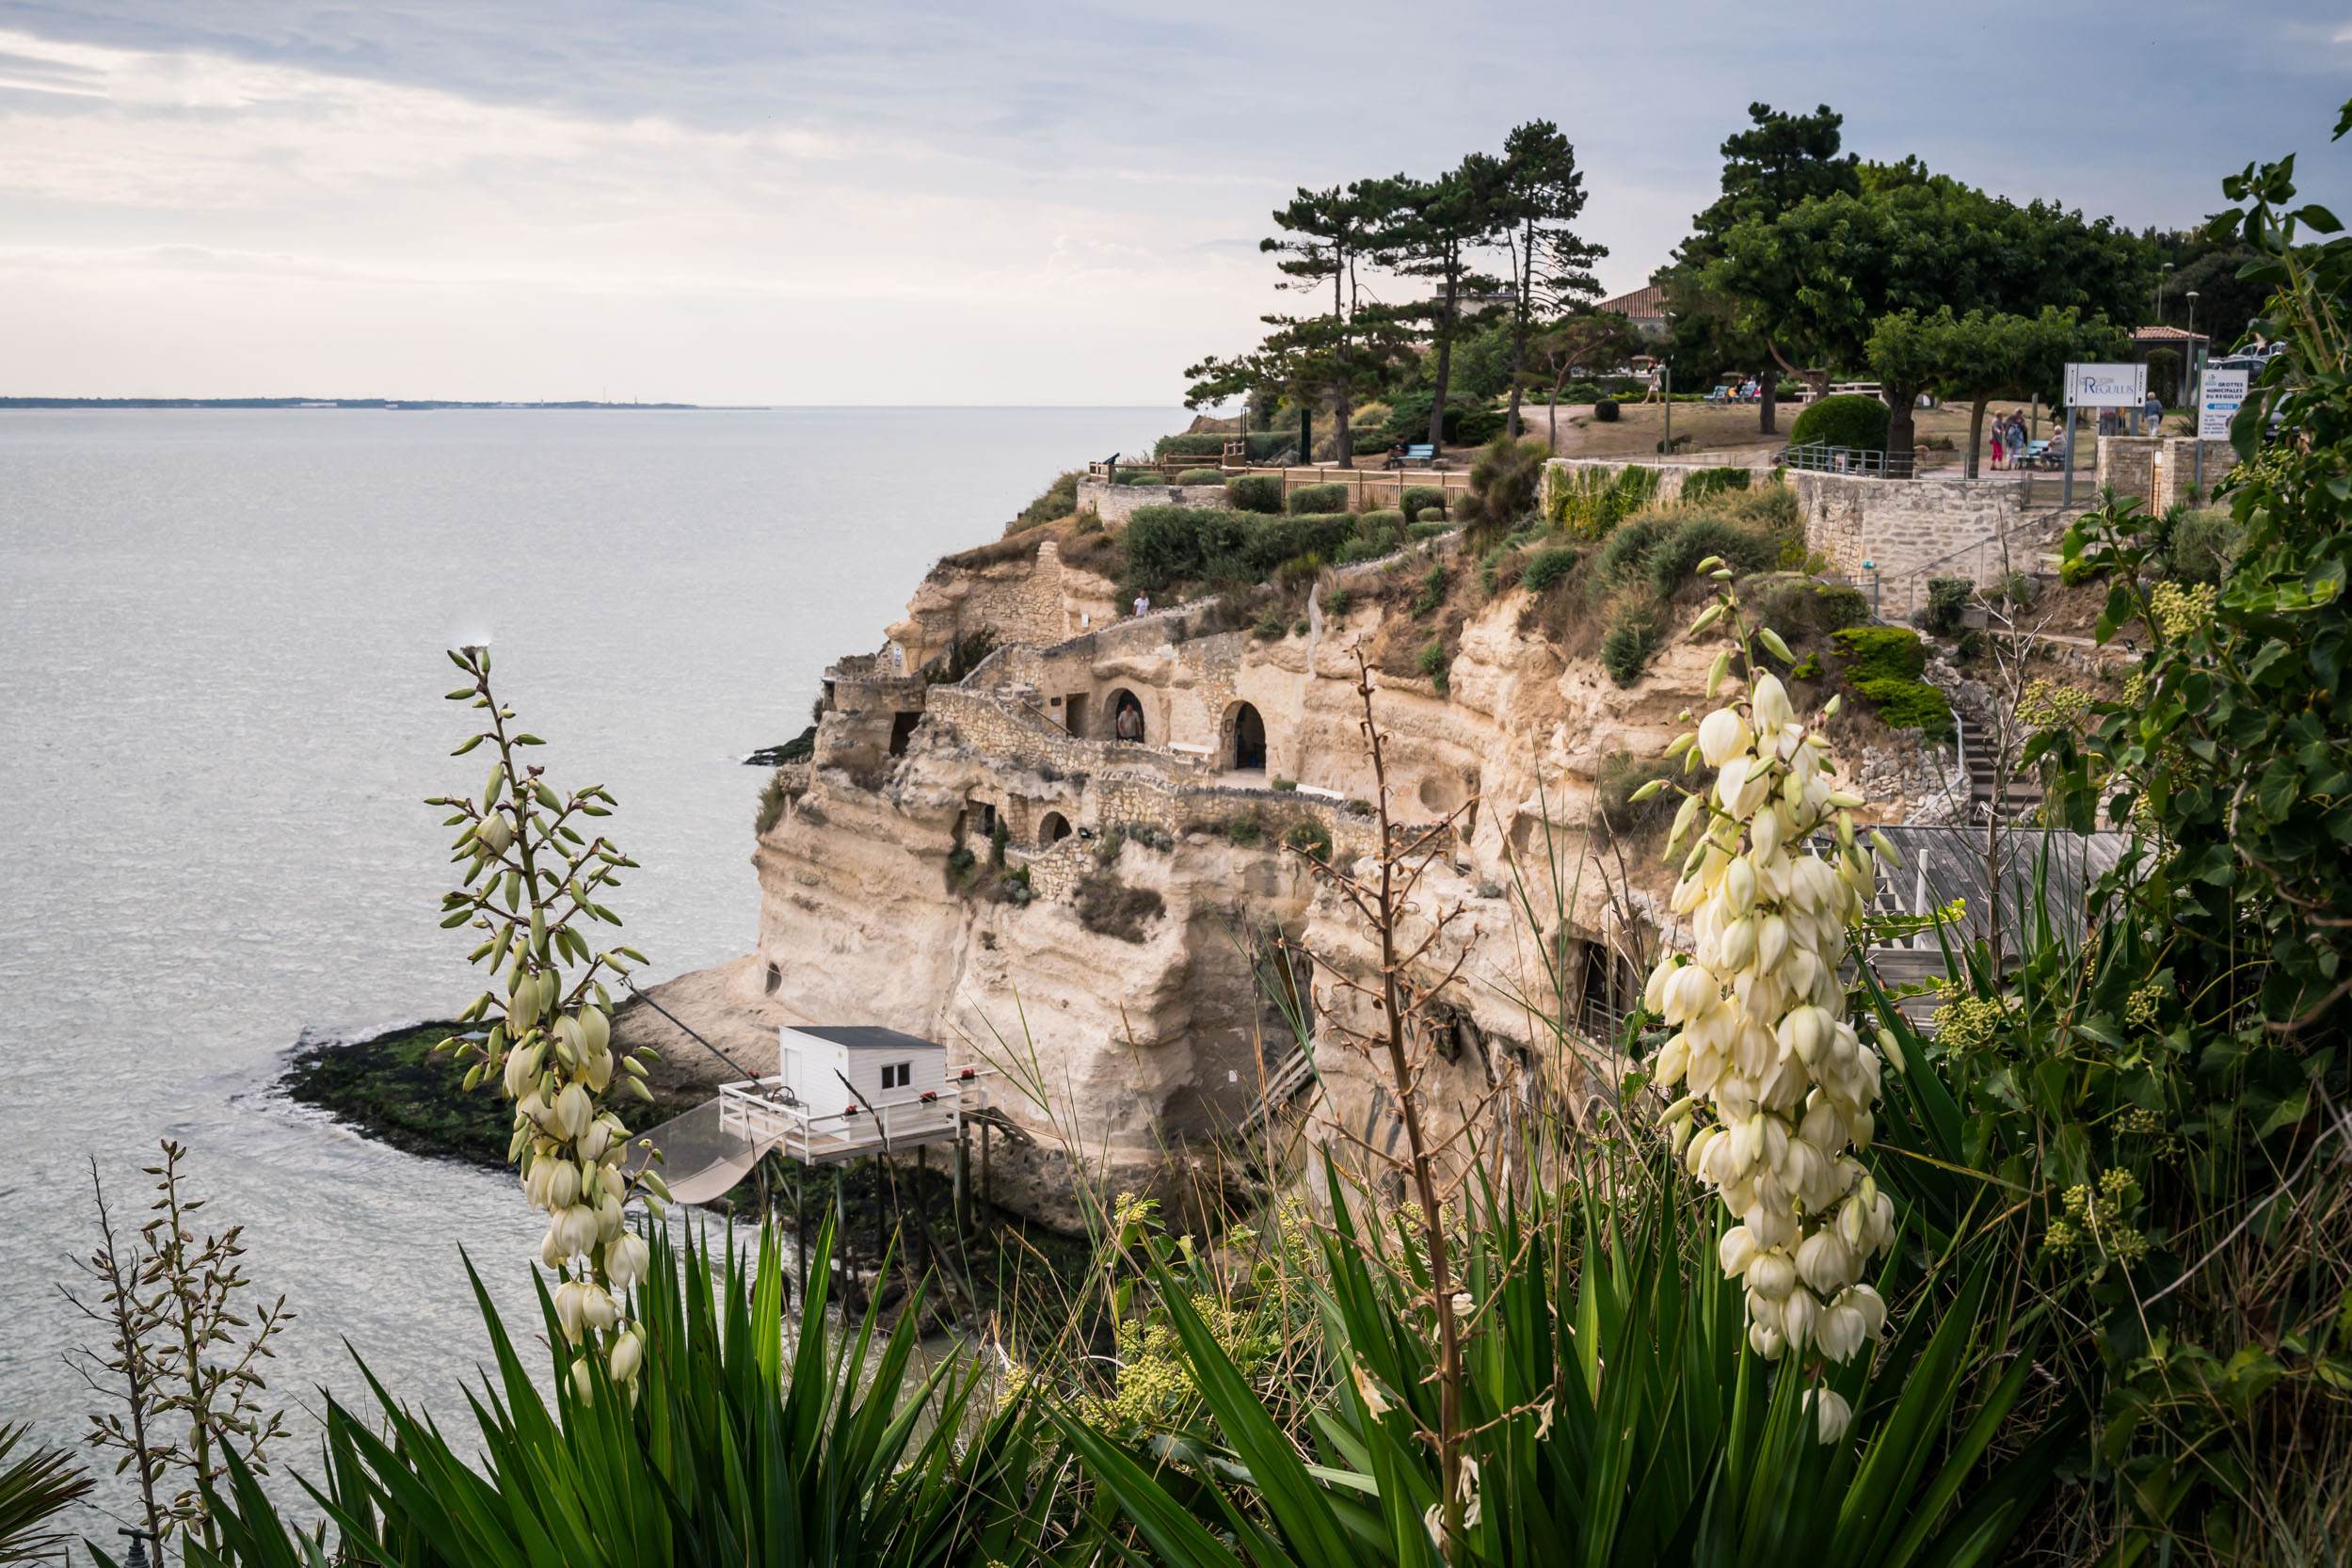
xmin=1791 ymin=471 xmax=2069 ymax=619
xmin=1075 ymin=480 xmax=1235 ymax=523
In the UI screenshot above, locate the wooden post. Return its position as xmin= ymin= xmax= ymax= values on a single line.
xmin=916 ymin=1144 xmax=929 ymax=1274
xmin=982 ymin=1122 xmax=992 ymax=1211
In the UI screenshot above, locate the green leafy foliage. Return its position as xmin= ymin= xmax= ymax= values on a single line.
xmin=1174 ymin=468 xmax=1224 ymax=487
xmin=1055 ymin=1170 xmax=2072 ymax=1568
xmin=1592 ymin=396 xmax=1620 ymax=422
xmin=1919 ymin=577 xmax=1974 ymax=635
xmin=1787 ymin=393 xmax=1890 ymax=452
xmin=1412 ymin=564 xmax=1448 ymax=616
xmin=1122 ymin=507 xmax=1354 ymax=593
xmin=1600 ymin=600 xmax=1660 ymax=686
xmin=1549 ymin=463 xmax=1658 ymax=537
xmin=0 ymin=1423 xmax=92 ymax=1565
xmin=1520 ymin=545 xmax=1579 ymax=593
xmin=1075 ymin=874 xmax=1166 ymax=942
xmin=1679 ymin=465 xmax=1752 ymax=504
xmin=1228 ymin=475 xmax=1285 ymax=514
xmin=1288 ymin=483 xmax=1350 ymax=515
xmin=1831 ymin=626 xmax=1951 ymax=737
xmin=184 ymin=1223 xmax=1052 ymax=1568
xmin=1401 ymin=486 xmax=1448 ymax=521
xmin=1417 ymin=635 xmax=1449 ymax=692
xmin=1464 ymin=435 xmax=1551 ymax=532
xmin=1283 ymin=819 xmax=1332 ymax=862
xmin=1644 ymin=515 xmax=1779 ymax=598
xmin=1008 ymin=470 xmax=1083 ymax=533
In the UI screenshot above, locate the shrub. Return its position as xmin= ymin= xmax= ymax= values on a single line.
xmin=1074 ymin=873 xmax=1165 ymax=942
xmin=756 ymin=770 xmax=792 ymax=835
xmin=1284 ymin=819 xmax=1332 ymax=862
xmin=1851 ymin=676 xmax=1955 ymax=738
xmin=1227 ymin=475 xmax=1284 ymax=514
xmin=1380 ymin=392 xmax=1504 ymax=446
xmin=1335 ymin=537 xmax=1384 ymax=565
xmin=1591 ymin=508 xmax=1675 ymax=591
xmin=1678 ymin=466 xmax=1752 ymax=504
xmin=1115 ymin=469 xmax=1160 ymax=486
xmin=1271 ymin=777 xmax=1297 ymax=791
xmin=2168 ymin=506 xmax=2235 ymax=583
xmin=1123 ymin=505 xmax=1248 ymax=592
xmin=1246 ymin=512 xmax=1356 ymax=569
xmin=1920 ymin=578 xmax=1975 ymax=635
xmin=1174 ymin=467 xmax=1224 ymax=487
xmin=1560 ymin=379 xmax=1604 ymax=404
xmin=1322 ymin=586 xmax=1352 ymax=617
xmin=1645 ymin=515 xmax=1778 ymax=598
xmin=1359 ymin=507 xmax=1405 ymax=535
xmin=1008 ymin=470 xmax=1082 ymax=533
xmin=1417 ymin=635 xmax=1450 ymax=692
xmin=1746 ymin=575 xmax=1870 ymax=641
xmin=1226 ymin=815 xmax=1261 ymax=848
xmin=989 ymin=819 xmax=1010 ymax=866
xmin=1407 ymin=518 xmax=1452 ymax=540
xmin=1787 ymin=393 xmax=1890 ymax=453
xmin=1285 ymin=483 xmax=1348 ymax=515
xmin=1412 ymin=564 xmax=1448 ymax=616
xmin=1600 ymin=601 xmax=1660 ymax=687
xmin=1401 ymin=486 xmax=1448 ymax=521
xmin=1251 ymin=611 xmax=1288 ymax=641
xmin=1455 ymin=407 xmax=1506 ymax=445
xmin=1592 ymin=397 xmax=1620 ymax=423
xmin=1128 ymin=823 xmax=1174 ymax=852
xmin=1000 ymin=865 xmax=1033 ymax=904
xmin=1465 ymin=435 xmax=1551 ymax=531
xmin=1293 ymin=617 xmax=1309 ymax=635
xmin=1520 ymin=546 xmax=1579 ymax=593
xmin=1831 ymin=625 xmax=1928 ymax=681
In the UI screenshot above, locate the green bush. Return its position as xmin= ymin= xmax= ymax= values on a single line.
xmin=1591 ymin=508 xmax=1675 ymax=591
xmin=1645 ymin=515 xmax=1778 ymax=598
xmin=1831 ymin=625 xmax=1928 ymax=681
xmin=1335 ymin=537 xmax=1384 ymax=565
xmin=2168 ymin=506 xmax=2236 ymax=583
xmin=1251 ymin=611 xmax=1288 ymax=641
xmin=1115 ymin=469 xmax=1160 ymax=486
xmin=1417 ymin=635 xmax=1450 ymax=692
xmin=1158 ymin=431 xmax=1288 ymax=462
xmin=1401 ymin=486 xmax=1447 ymax=521
xmin=1380 ymin=392 xmax=1506 ymax=447
xmin=1787 ymin=393 xmax=1890 ymax=453
xmin=1600 ymin=602 xmax=1660 ymax=687
xmin=1122 ymin=506 xmax=1354 ymax=592
xmin=1559 ymin=379 xmax=1604 ymax=404
xmin=1519 ymin=546 xmax=1579 ymax=593
xmin=1288 ymin=483 xmax=1349 ymax=515
xmin=1227 ymin=474 xmax=1284 ymax=514
xmin=1174 ymin=468 xmax=1224 ymax=487
xmin=1074 ymin=874 xmax=1165 ymax=942
xmin=1594 ymin=750 xmax=1679 ymax=840
xmin=1226 ymin=815 xmax=1260 ymax=848
xmin=1920 ymin=577 xmax=1975 ymax=635
xmin=1359 ymin=507 xmax=1405 ymax=534
xmin=1407 ymin=518 xmax=1452 ymax=540
xmin=1322 ymin=586 xmax=1352 ymax=617
xmin=1593 ymin=397 xmax=1620 ymax=423
xmin=1008 ymin=470 xmax=1082 ymax=533
xmin=1852 ymin=676 xmax=1955 ymax=738
xmin=1464 ymin=435 xmax=1551 ymax=531
xmin=1678 ymin=466 xmax=1752 ymax=504
xmin=1283 ymin=819 xmax=1333 ymax=862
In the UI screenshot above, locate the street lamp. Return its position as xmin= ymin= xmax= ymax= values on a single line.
xmin=2186 ymin=291 xmax=2199 ymax=338
xmin=2155 ymin=261 xmax=2173 ymax=323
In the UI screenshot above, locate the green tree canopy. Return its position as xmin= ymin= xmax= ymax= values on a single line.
xmin=1367 ymin=160 xmax=1508 ymax=448
xmin=1867 ymin=306 xmax=2124 ymax=473
xmin=1491 ymin=120 xmax=1605 ymax=438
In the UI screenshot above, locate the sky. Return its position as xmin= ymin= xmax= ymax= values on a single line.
xmin=1 ymin=1 xmax=2347 ymax=404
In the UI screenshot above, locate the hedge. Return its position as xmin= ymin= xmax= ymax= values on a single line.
xmin=1121 ymin=506 xmax=1354 ymax=591
xmin=1788 ymin=394 xmax=1891 ymax=453
xmin=1594 ymin=398 xmax=1621 ymax=423
xmin=1401 ymin=486 xmax=1448 ymax=521
xmin=1288 ymin=483 xmax=1349 ymax=515
xmin=1359 ymin=508 xmax=1405 ymax=534
xmin=1831 ymin=626 xmax=1928 ymax=681
xmin=1174 ymin=468 xmax=1224 ymax=487
xmin=1227 ymin=474 xmax=1284 ymax=514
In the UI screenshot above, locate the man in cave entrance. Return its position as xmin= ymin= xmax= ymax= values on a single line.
xmin=1112 ymin=692 xmax=1144 ymax=743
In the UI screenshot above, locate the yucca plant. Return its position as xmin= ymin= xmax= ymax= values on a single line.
xmin=168 ymin=1219 xmax=1062 ymax=1568
xmin=1056 ymin=1160 xmax=2075 ymax=1568
xmin=0 ymin=1421 xmax=93 ymax=1565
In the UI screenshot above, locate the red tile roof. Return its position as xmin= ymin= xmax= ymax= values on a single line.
xmin=1599 ymin=284 xmax=1666 ymax=320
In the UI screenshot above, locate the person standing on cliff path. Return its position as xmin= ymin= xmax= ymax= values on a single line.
xmin=1132 ymin=592 xmax=1149 ymax=617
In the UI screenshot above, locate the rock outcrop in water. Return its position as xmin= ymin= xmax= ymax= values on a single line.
xmin=650 ymin=506 xmax=1958 ymax=1231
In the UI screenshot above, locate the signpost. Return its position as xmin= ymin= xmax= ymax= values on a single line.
xmin=2196 ymin=367 xmax=2248 ymax=495
xmin=2062 ymin=362 xmax=2151 ymax=506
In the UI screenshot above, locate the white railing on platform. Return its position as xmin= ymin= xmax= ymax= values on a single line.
xmin=717 ymin=1072 xmax=993 ymax=1167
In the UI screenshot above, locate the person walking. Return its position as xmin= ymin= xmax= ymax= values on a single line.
xmin=2007 ymin=410 xmax=2029 ymax=467
xmin=2143 ymin=391 xmax=2165 ymax=436
xmin=1990 ymin=415 xmax=2005 ymax=472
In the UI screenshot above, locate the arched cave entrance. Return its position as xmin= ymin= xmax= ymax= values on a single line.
xmin=1230 ymin=702 xmax=1267 ymax=772
xmin=1109 ymin=688 xmax=1146 ymax=744
xmin=1039 ymin=811 xmax=1072 ymax=846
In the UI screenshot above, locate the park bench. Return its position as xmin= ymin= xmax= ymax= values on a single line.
xmin=1388 ymin=443 xmax=1439 ymax=469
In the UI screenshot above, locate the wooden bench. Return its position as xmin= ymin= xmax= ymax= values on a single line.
xmin=1383 ymin=444 xmax=1441 ymax=470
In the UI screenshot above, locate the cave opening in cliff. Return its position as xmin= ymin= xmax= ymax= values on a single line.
xmin=1039 ymin=811 xmax=1071 ymax=845
xmin=1230 ymin=702 xmax=1266 ymax=771
xmin=888 ymin=711 xmax=920 ymax=756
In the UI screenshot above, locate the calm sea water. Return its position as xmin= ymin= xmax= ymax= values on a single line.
xmin=0 ymin=406 xmax=1175 ymax=1532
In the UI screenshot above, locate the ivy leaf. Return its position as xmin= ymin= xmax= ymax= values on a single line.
xmin=2257 ymin=1087 xmax=2311 ymax=1138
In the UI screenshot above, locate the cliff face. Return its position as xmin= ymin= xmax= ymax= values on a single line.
xmin=726 ymin=520 xmax=1956 ymax=1231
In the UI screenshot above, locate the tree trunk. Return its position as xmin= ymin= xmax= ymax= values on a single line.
xmin=1428 ymin=263 xmax=1458 ymax=451
xmin=1885 ymin=384 xmax=1919 ymax=468
xmin=1965 ymin=395 xmax=1988 ymax=479
xmin=1759 ymin=370 xmax=1778 ymax=437
xmin=1335 ymin=266 xmax=1355 ymax=469
xmin=1549 ymin=363 xmax=1570 ymax=452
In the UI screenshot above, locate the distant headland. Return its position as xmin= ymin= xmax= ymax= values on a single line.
xmin=0 ymin=397 xmax=707 ymax=409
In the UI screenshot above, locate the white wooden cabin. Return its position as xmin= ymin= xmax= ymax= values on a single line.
xmin=776 ymin=1025 xmax=947 ymax=1118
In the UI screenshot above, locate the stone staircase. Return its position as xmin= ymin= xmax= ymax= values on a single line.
xmin=1954 ymin=696 xmax=2042 ymax=823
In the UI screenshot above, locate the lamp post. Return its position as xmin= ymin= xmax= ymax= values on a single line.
xmin=2155 ymin=261 xmax=2173 ymax=324
xmin=1863 ymin=559 xmax=1879 ymax=620
xmin=2186 ymin=291 xmax=2198 ymax=338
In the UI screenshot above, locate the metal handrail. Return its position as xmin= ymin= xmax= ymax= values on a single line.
xmin=1778 ymin=441 xmax=1915 ymax=479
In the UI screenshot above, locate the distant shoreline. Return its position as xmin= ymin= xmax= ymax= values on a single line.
xmin=0 ymin=397 xmax=709 ymax=410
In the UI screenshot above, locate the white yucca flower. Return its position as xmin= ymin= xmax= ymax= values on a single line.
xmin=1644 ymin=600 xmax=1902 ymax=1439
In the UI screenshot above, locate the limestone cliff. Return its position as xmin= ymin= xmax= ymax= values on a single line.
xmin=646 ymin=514 xmax=1966 ymax=1231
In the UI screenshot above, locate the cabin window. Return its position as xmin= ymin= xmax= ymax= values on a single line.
xmin=880 ymin=1062 xmax=912 ymax=1091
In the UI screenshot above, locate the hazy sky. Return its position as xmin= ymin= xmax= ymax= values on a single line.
xmin=3 ymin=1 xmax=2346 ymax=403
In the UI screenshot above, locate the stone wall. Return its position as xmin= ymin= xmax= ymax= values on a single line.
xmin=1542 ymin=456 xmax=1768 ymax=510
xmin=1792 ymin=471 xmax=2069 ymax=620
xmin=1075 ymin=480 xmax=1235 ymax=523
xmin=887 ymin=538 xmax=1121 ymax=670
